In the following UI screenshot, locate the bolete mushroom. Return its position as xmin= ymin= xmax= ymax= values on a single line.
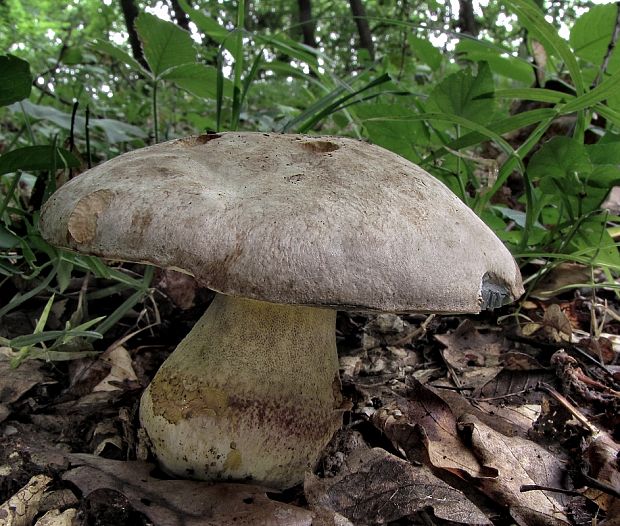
xmin=39 ymin=132 xmax=523 ymax=489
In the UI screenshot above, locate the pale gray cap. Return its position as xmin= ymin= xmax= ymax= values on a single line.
xmin=40 ymin=133 xmax=523 ymax=313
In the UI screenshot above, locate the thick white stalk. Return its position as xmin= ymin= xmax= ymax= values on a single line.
xmin=140 ymin=293 xmax=342 ymax=488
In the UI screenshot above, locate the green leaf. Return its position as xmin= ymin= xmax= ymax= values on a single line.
xmin=527 ymin=136 xmax=592 ymax=184
xmin=91 ymin=40 xmax=149 ymax=76
xmin=0 ymin=54 xmax=32 ymax=106
xmin=494 ymin=88 xmax=573 ymax=104
xmin=176 ymin=0 xmax=238 ymax=55
xmin=14 ymin=100 xmax=146 ymax=142
xmin=408 ymin=34 xmax=442 ymax=71
xmin=561 ymin=69 xmax=620 ymax=114
xmin=427 ymin=62 xmax=495 ymax=125
xmin=505 ymin=0 xmax=584 ymax=95
xmin=0 ymin=225 xmax=19 ymax=249
xmin=354 ymin=103 xmax=427 ymax=162
xmin=455 ymin=39 xmax=533 ymax=83
xmin=135 ymin=12 xmax=196 ymax=79
xmin=0 ymin=146 xmax=80 ymax=176
xmin=570 ymin=3 xmax=620 ymax=74
xmin=255 ymin=34 xmax=320 ymax=70
xmin=162 ymin=63 xmax=229 ymax=99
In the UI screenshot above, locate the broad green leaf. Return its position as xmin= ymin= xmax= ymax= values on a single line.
xmin=0 ymin=55 xmax=32 ymax=106
xmin=92 ymin=40 xmax=149 ymax=75
xmin=92 ymin=118 xmax=147 ymax=143
xmin=587 ymin=135 xmax=620 ymax=165
xmin=588 ymin=165 xmax=620 ymax=189
xmin=135 ymin=12 xmax=196 ymax=78
xmin=162 ymin=63 xmax=229 ymax=99
xmin=0 ymin=146 xmax=80 ymax=176
xmin=570 ymin=4 xmax=620 ymax=73
xmin=363 ymin=111 xmax=516 ymax=159
xmin=427 ymin=62 xmax=495 ymax=125
xmin=176 ymin=0 xmax=239 ymax=55
xmin=455 ymin=39 xmax=533 ymax=83
xmin=527 ymin=136 xmax=592 ymax=183
xmin=571 ymin=216 xmax=620 ymax=269
xmin=354 ymin=103 xmax=427 ymax=162
xmin=14 ymin=100 xmax=146 ymax=142
xmin=408 ymin=35 xmax=441 ymax=71
xmin=0 ymin=225 xmax=19 ymax=249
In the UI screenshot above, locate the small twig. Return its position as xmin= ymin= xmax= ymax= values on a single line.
xmin=536 ymin=384 xmax=600 ymax=435
xmin=469 ymin=387 xmax=531 ymax=402
xmin=520 ymin=484 xmax=582 ymax=497
xmin=580 ymin=470 xmax=620 ymax=499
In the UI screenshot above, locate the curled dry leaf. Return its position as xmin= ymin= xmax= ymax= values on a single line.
xmin=305 ymin=447 xmax=491 ymax=525
xmin=0 ymin=354 xmax=51 ymax=423
xmin=34 ymin=508 xmax=78 ymax=526
xmin=92 ymin=345 xmax=138 ymax=392
xmin=62 ymin=453 xmax=343 ymax=526
xmin=458 ymin=415 xmax=570 ymax=526
xmin=370 ymin=380 xmax=488 ymax=478
xmin=582 ymin=432 xmax=620 ymax=511
xmin=0 ymin=474 xmax=52 ymax=526
xmin=434 ymin=320 xmax=505 ymax=389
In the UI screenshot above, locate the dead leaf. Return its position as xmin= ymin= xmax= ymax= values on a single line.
xmin=458 ymin=415 xmax=570 ymax=526
xmin=305 ymin=448 xmax=491 ymax=525
xmin=435 ymin=320 xmax=505 ymax=389
xmin=531 ymin=263 xmax=591 ymax=300
xmin=93 ymin=345 xmax=138 ymax=392
xmin=155 ymin=269 xmax=198 ymax=310
xmin=62 ymin=453 xmax=342 ymax=525
xmin=582 ymin=432 xmax=620 ymax=511
xmin=0 ymin=474 xmax=52 ymax=526
xmin=34 ymin=508 xmax=78 ymax=526
xmin=543 ymin=304 xmax=573 ymax=343
xmin=0 ymin=354 xmax=53 ymax=423
xmin=370 ymin=380 xmax=488 ymax=479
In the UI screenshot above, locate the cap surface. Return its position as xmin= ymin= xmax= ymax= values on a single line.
xmin=40 ymin=132 xmax=523 ymax=312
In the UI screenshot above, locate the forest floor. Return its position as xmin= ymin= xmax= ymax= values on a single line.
xmin=0 ymin=266 xmax=619 ymax=526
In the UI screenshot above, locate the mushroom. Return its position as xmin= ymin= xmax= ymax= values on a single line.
xmin=39 ymin=132 xmax=523 ymax=489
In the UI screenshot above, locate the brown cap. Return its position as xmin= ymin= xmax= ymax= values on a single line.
xmin=40 ymin=132 xmax=523 ymax=312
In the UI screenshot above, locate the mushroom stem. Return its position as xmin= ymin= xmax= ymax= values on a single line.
xmin=140 ymin=293 xmax=343 ymax=489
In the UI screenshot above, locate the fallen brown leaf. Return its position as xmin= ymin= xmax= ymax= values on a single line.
xmin=306 ymin=447 xmax=491 ymax=525
xmin=0 ymin=353 xmax=52 ymax=423
xmin=370 ymin=380 xmax=488 ymax=478
xmin=458 ymin=415 xmax=570 ymax=526
xmin=435 ymin=320 xmax=505 ymax=389
xmin=63 ymin=453 xmax=346 ymax=526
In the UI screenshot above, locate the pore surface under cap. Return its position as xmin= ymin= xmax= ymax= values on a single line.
xmin=40 ymin=132 xmax=522 ymax=312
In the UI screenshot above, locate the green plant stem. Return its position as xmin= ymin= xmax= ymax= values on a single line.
xmin=230 ymin=0 xmax=246 ymax=130
xmin=152 ymin=81 xmax=159 ymax=143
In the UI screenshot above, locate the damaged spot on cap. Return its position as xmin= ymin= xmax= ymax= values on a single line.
xmin=179 ymin=133 xmax=222 ymax=147
xmin=67 ymin=189 xmax=114 ymax=244
xmin=301 ymin=140 xmax=339 ymax=153
xmin=480 ymin=272 xmax=514 ymax=311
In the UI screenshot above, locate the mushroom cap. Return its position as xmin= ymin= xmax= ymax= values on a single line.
xmin=40 ymin=132 xmax=523 ymax=313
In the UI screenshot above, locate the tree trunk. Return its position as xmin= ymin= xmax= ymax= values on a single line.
xmin=169 ymin=0 xmax=191 ymax=32
xmin=457 ymin=0 xmax=478 ymax=36
xmin=298 ymin=0 xmax=317 ymax=48
xmin=349 ymin=0 xmax=374 ymax=60
xmin=118 ymin=0 xmax=149 ymax=70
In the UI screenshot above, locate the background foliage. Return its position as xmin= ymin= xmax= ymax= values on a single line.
xmin=1 ymin=0 xmax=619 ymax=358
